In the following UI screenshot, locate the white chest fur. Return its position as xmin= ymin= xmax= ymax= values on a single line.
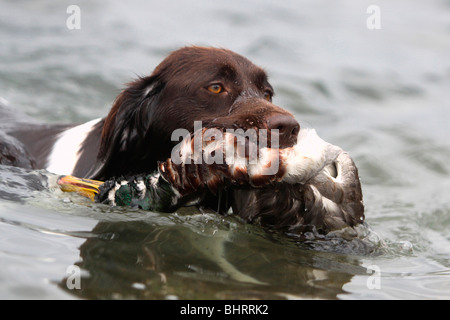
xmin=46 ymin=118 xmax=101 ymax=175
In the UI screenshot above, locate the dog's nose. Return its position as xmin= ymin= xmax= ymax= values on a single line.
xmin=267 ymin=114 xmax=300 ymax=148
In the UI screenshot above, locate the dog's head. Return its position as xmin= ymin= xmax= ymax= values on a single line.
xmin=75 ymin=46 xmax=365 ymax=235
xmin=95 ymin=46 xmax=299 ymax=179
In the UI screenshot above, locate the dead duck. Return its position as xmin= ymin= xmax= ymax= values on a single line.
xmin=58 ymin=128 xmax=364 ymax=235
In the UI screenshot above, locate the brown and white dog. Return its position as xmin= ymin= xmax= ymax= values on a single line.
xmin=0 ymin=46 xmax=364 ymax=234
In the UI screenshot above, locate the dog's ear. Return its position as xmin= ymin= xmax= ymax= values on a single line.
xmin=91 ymin=75 xmax=165 ymax=179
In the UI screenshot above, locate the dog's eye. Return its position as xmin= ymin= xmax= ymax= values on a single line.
xmin=264 ymin=91 xmax=272 ymax=101
xmin=207 ymin=84 xmax=224 ymax=94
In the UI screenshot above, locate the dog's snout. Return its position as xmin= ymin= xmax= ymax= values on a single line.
xmin=267 ymin=114 xmax=300 ymax=148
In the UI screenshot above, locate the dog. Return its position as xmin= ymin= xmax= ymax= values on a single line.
xmin=0 ymin=46 xmax=364 ymax=234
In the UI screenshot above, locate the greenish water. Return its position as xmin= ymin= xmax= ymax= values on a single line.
xmin=0 ymin=0 xmax=449 ymax=299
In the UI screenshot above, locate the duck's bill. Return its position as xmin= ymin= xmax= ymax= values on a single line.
xmin=57 ymin=175 xmax=103 ymax=201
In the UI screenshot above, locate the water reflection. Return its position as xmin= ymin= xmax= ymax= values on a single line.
xmin=0 ymin=165 xmax=375 ymax=299
xmin=60 ymin=212 xmax=369 ymax=299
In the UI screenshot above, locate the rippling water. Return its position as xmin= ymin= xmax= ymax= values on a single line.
xmin=0 ymin=0 xmax=449 ymax=299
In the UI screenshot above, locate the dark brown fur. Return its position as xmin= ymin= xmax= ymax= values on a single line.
xmin=84 ymin=46 xmax=299 ymax=180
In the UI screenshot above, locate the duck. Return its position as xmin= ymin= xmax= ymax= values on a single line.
xmin=58 ymin=128 xmax=365 ymax=235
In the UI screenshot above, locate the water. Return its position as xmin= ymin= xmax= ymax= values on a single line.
xmin=0 ymin=0 xmax=449 ymax=299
